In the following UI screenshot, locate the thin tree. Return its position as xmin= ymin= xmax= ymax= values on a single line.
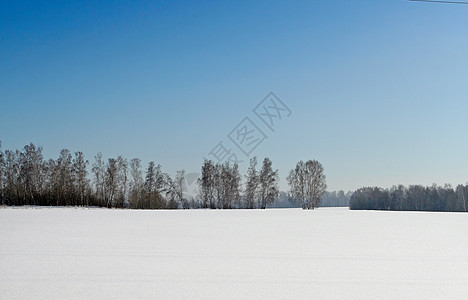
xmin=286 ymin=160 xmax=306 ymax=209
xmin=174 ymin=170 xmax=188 ymax=208
xmin=244 ymin=157 xmax=259 ymax=209
xmin=129 ymin=158 xmax=143 ymax=208
xmin=0 ymin=141 xmax=4 ymax=205
xmin=304 ymin=160 xmax=327 ymax=209
xmin=56 ymin=149 xmax=74 ymax=206
xmin=92 ymin=153 xmax=106 ymax=206
xmin=199 ymin=160 xmax=216 ymax=209
xmin=116 ymin=156 xmax=128 ymax=208
xmin=230 ymin=163 xmax=241 ymax=208
xmin=105 ymin=158 xmax=118 ymax=207
xmin=144 ymin=162 xmax=166 ymax=209
xmin=73 ymin=151 xmax=89 ymax=207
xmin=258 ymin=158 xmax=279 ymax=209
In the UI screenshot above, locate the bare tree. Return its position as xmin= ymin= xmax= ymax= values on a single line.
xmin=174 ymin=170 xmax=188 ymax=208
xmin=244 ymin=157 xmax=259 ymax=209
xmin=213 ymin=163 xmax=223 ymax=209
xmin=4 ymin=150 xmax=18 ymax=205
xmin=16 ymin=143 xmax=46 ymax=205
xmin=164 ymin=174 xmax=177 ymax=209
xmin=306 ymin=160 xmax=326 ymax=209
xmin=218 ymin=163 xmax=229 ymax=209
xmin=105 ymin=158 xmax=118 ymax=207
xmin=287 ymin=160 xmax=306 ymax=209
xmin=198 ymin=160 xmax=216 ymax=209
xmin=144 ymin=162 xmax=166 ymax=209
xmin=56 ymin=149 xmax=74 ymax=206
xmin=287 ymin=160 xmax=326 ymax=210
xmin=258 ymin=158 xmax=279 ymax=209
xmin=73 ymin=151 xmax=89 ymax=207
xmin=92 ymin=153 xmax=106 ymax=206
xmin=230 ymin=163 xmax=241 ymax=208
xmin=0 ymin=141 xmax=4 ymax=205
xmin=129 ymin=158 xmax=143 ymax=208
xmin=116 ymin=156 xmax=128 ymax=208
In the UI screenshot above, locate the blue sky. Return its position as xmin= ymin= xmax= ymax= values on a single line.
xmin=1 ymin=0 xmax=467 ymax=191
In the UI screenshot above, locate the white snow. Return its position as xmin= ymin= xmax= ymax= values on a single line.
xmin=1 ymin=207 xmax=468 ymax=299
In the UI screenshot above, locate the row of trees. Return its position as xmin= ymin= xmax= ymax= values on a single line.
xmin=0 ymin=142 xmax=189 ymax=209
xmin=1 ymin=142 xmax=329 ymax=209
xmin=0 ymin=143 xmax=93 ymax=207
xmin=350 ymin=184 xmax=468 ymax=212
xmin=198 ymin=157 xmax=278 ymax=209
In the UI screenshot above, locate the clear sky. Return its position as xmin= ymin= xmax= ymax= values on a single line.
xmin=1 ymin=0 xmax=467 ymax=191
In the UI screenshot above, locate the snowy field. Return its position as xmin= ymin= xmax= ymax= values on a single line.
xmin=1 ymin=207 xmax=468 ymax=299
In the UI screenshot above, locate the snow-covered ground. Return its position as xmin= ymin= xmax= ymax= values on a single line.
xmin=1 ymin=207 xmax=468 ymax=299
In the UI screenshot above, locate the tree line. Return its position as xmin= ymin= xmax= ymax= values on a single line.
xmin=0 ymin=142 xmax=192 ymax=208
xmin=0 ymin=142 xmax=327 ymax=209
xmin=350 ymin=184 xmax=468 ymax=212
xmin=320 ymin=190 xmax=352 ymax=207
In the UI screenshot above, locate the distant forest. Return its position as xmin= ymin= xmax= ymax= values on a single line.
xmin=268 ymin=191 xmax=351 ymax=208
xmin=350 ymin=184 xmax=468 ymax=212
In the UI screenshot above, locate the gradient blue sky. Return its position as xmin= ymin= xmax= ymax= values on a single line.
xmin=1 ymin=0 xmax=467 ymax=191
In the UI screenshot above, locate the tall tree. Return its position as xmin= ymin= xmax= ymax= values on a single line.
xmin=92 ymin=153 xmax=106 ymax=206
xmin=129 ymin=158 xmax=143 ymax=209
xmin=244 ymin=157 xmax=259 ymax=209
xmin=174 ymin=170 xmax=188 ymax=209
xmin=56 ymin=149 xmax=74 ymax=206
xmin=218 ymin=163 xmax=229 ymax=209
xmin=213 ymin=163 xmax=223 ymax=209
xmin=287 ymin=160 xmax=327 ymax=210
xmin=198 ymin=160 xmax=216 ymax=209
xmin=144 ymin=162 xmax=165 ymax=209
xmin=287 ymin=160 xmax=306 ymax=209
xmin=73 ymin=152 xmax=89 ymax=207
xmin=0 ymin=141 xmax=5 ymax=205
xmin=229 ymin=163 xmax=241 ymax=209
xmin=258 ymin=158 xmax=279 ymax=209
xmin=0 ymin=141 xmax=4 ymax=205
xmin=212 ymin=162 xmax=242 ymax=209
xmin=105 ymin=158 xmax=118 ymax=207
xmin=304 ymin=160 xmax=327 ymax=209
xmin=115 ymin=156 xmax=128 ymax=208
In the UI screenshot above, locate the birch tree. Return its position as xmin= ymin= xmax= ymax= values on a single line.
xmin=116 ymin=156 xmax=128 ymax=208
xmin=199 ymin=160 xmax=216 ymax=209
xmin=92 ymin=153 xmax=106 ymax=206
xmin=56 ymin=149 xmax=74 ymax=206
xmin=105 ymin=158 xmax=118 ymax=207
xmin=144 ymin=162 xmax=166 ymax=209
xmin=73 ymin=151 xmax=89 ymax=206
xmin=287 ymin=160 xmax=327 ymax=210
xmin=229 ymin=163 xmax=241 ymax=209
xmin=305 ymin=160 xmax=327 ymax=209
xmin=0 ymin=141 xmax=4 ymax=205
xmin=174 ymin=170 xmax=187 ymax=208
xmin=258 ymin=158 xmax=279 ymax=209
xmin=129 ymin=158 xmax=143 ymax=208
xmin=244 ymin=157 xmax=259 ymax=209
xmin=286 ymin=160 xmax=306 ymax=209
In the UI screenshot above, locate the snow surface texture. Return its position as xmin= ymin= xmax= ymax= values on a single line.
xmin=1 ymin=207 xmax=468 ymax=299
